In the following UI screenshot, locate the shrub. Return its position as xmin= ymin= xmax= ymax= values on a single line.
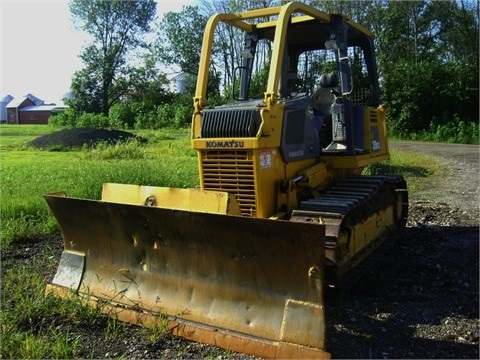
xmin=135 ymin=109 xmax=162 ymax=129
xmin=76 ymin=113 xmax=109 ymax=128
xmin=108 ymin=102 xmax=136 ymax=129
xmin=48 ymin=108 xmax=77 ymax=127
xmin=391 ymin=118 xmax=479 ymax=144
xmin=174 ymin=104 xmax=193 ymax=128
xmin=156 ymin=105 xmax=176 ymax=128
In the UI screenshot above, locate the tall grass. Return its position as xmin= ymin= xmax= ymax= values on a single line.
xmin=1 ymin=246 xmax=91 ymax=358
xmin=0 ymin=124 xmax=59 ymax=136
xmin=1 ymin=125 xmax=446 ymax=247
xmin=1 ymin=126 xmax=194 ymax=358
xmin=0 ymin=127 xmax=197 ymax=247
xmin=1 ymin=242 xmax=156 ymax=358
xmin=389 ymin=120 xmax=479 ymax=145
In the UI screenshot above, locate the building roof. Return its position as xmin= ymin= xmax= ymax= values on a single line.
xmin=173 ymin=72 xmax=190 ymax=81
xmin=19 ymin=104 xmax=60 ymax=112
xmin=25 ymin=93 xmax=43 ymax=105
xmin=6 ymin=93 xmax=44 ymax=108
xmin=6 ymin=98 xmax=30 ymax=108
xmin=1 ymin=94 xmax=14 ymax=104
xmin=62 ymin=91 xmax=73 ymax=100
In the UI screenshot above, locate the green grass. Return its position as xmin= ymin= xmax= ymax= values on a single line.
xmin=1 ymin=125 xmax=443 ymax=246
xmin=0 ymin=243 xmax=161 ymax=359
xmin=0 ymin=126 xmax=197 ymax=247
xmin=0 ymin=124 xmax=60 ymax=136
xmin=0 ymin=125 xmax=58 ymax=148
xmin=363 ymin=150 xmax=444 ymax=191
xmin=1 ymin=247 xmax=95 ymax=359
xmin=1 ymin=126 xmax=195 ymax=358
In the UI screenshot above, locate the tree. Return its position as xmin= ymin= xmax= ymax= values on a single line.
xmin=153 ymin=5 xmax=221 ymax=100
xmin=154 ymin=5 xmax=208 ymax=75
xmin=68 ymin=0 xmax=156 ymax=115
xmin=199 ymin=0 xmax=276 ymax=93
xmin=376 ymin=0 xmax=479 ymax=134
xmin=127 ymin=58 xmax=174 ymax=109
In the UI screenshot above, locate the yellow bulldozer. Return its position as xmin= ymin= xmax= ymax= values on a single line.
xmin=45 ymin=2 xmax=408 ymax=358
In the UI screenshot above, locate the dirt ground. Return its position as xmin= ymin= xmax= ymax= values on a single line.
xmin=2 ymin=131 xmax=479 ymax=359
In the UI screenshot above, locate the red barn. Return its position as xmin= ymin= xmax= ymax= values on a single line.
xmin=5 ymin=93 xmax=65 ymax=125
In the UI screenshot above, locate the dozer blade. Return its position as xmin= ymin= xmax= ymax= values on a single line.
xmin=44 ymin=190 xmax=329 ymax=359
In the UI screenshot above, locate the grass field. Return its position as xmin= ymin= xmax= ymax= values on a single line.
xmin=0 ymin=124 xmax=443 ymax=359
xmin=0 ymin=124 xmax=441 ymax=247
xmin=0 ymin=125 xmax=197 ymax=247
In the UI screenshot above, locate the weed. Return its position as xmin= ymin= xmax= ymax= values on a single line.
xmin=0 ymin=251 xmax=99 ymax=359
xmin=83 ymin=138 xmax=147 ymax=161
xmin=141 ymin=314 xmax=171 ymax=342
xmin=105 ymin=316 xmax=126 ymax=340
xmin=390 ymin=120 xmax=479 ymax=145
xmin=48 ymin=327 xmax=83 ymax=359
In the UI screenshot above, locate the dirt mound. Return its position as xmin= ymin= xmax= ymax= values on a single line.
xmin=28 ymin=127 xmax=146 ymax=149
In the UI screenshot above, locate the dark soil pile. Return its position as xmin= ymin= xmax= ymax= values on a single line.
xmin=28 ymin=127 xmax=146 ymax=149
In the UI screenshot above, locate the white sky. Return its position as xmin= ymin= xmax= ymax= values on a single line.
xmin=0 ymin=0 xmax=195 ymax=104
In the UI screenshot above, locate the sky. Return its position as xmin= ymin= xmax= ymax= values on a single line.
xmin=1 ymin=0 xmax=195 ymax=104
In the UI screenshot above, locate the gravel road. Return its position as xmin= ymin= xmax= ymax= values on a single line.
xmin=2 ymin=140 xmax=478 ymax=359
xmin=324 ymin=141 xmax=479 ymax=359
xmin=391 ymin=141 xmax=479 ymax=217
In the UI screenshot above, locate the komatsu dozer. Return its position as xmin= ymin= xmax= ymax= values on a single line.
xmin=45 ymin=2 xmax=408 ymax=358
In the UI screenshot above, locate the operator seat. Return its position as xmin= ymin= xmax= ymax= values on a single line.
xmin=312 ymin=72 xmax=339 ymax=148
xmin=312 ymin=72 xmax=339 ymax=116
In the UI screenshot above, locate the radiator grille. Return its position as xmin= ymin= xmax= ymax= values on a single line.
xmin=201 ymin=108 xmax=261 ymax=138
xmin=369 ymin=109 xmax=378 ymax=123
xmin=201 ymin=151 xmax=256 ymax=217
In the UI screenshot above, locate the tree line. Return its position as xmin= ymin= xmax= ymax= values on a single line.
xmin=51 ymin=0 xmax=479 ymax=144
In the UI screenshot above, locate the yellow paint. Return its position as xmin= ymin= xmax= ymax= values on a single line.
xmin=101 ymin=183 xmax=242 ymax=215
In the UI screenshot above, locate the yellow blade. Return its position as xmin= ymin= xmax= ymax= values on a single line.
xmin=44 ymin=192 xmax=329 ymax=359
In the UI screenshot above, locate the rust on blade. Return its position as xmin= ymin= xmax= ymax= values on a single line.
xmin=45 ymin=192 xmax=329 ymax=358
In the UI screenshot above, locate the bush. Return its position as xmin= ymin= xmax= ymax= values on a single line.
xmin=50 ymin=110 xmax=110 ymax=129
xmin=428 ymin=120 xmax=479 ymax=144
xmin=76 ymin=113 xmax=109 ymax=128
xmin=174 ymin=104 xmax=193 ymax=128
xmin=392 ymin=118 xmax=479 ymax=144
xmin=133 ymin=102 xmax=192 ymax=129
xmin=48 ymin=108 xmax=77 ymax=127
xmin=134 ymin=108 xmax=165 ymax=129
xmin=108 ymin=102 xmax=136 ymax=129
xmin=49 ymin=92 xmax=198 ymax=130
xmin=156 ymin=105 xmax=176 ymax=128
